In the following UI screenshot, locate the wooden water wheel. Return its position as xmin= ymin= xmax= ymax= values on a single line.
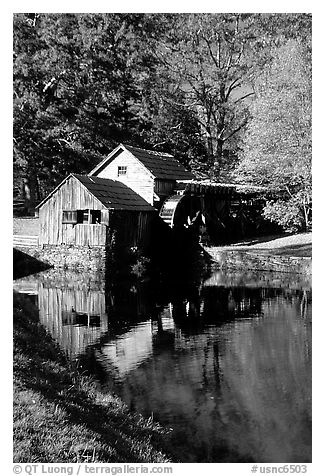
xmin=159 ymin=194 xmax=202 ymax=228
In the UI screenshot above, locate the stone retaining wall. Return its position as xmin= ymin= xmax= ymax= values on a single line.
xmin=204 ymin=248 xmax=312 ymax=275
xmin=15 ymin=244 xmax=107 ymax=271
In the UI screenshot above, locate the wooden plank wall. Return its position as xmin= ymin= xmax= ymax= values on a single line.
xmin=13 ymin=235 xmax=39 ymax=247
xmin=154 ymin=180 xmax=176 ymax=199
xmin=109 ymin=210 xmax=155 ymax=250
xmin=95 ymin=150 xmax=155 ymax=205
xmin=39 ymin=176 xmax=107 ymax=246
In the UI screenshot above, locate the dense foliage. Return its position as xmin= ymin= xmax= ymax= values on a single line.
xmin=13 ymin=13 xmax=311 ymax=231
xmin=233 ymin=41 xmax=312 ymax=231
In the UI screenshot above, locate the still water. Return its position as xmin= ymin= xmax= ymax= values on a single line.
xmin=14 ymin=268 xmax=312 ymax=463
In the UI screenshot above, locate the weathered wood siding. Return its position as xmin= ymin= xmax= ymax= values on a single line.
xmin=154 ymin=180 xmax=176 ymax=199
xmin=110 ymin=210 xmax=155 ymax=249
xmin=94 ymin=150 xmax=155 ymax=205
xmin=39 ymin=175 xmax=107 ymax=246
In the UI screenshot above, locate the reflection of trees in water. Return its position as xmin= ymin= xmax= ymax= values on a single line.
xmin=115 ymin=294 xmax=311 ymax=462
xmin=169 ymin=286 xmax=265 ymax=335
xmin=104 ymin=274 xmax=312 ymax=342
xmin=14 ymin=269 xmax=312 ymax=462
xmin=103 ymin=287 xmax=311 ymax=462
xmin=300 ymin=290 xmax=310 ymax=319
xmin=217 ymin=298 xmax=311 ymax=462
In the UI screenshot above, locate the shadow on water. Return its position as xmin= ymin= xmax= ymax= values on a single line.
xmin=13 ymin=248 xmax=52 ymax=279
xmin=13 ymin=260 xmax=312 ymax=463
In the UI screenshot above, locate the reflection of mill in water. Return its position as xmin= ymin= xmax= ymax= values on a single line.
xmin=14 ymin=269 xmax=311 ymax=378
xmin=38 ymin=285 xmax=109 ymax=358
xmin=19 ymin=278 xmax=245 ymax=367
xmin=14 ymin=272 xmax=217 ymax=371
xmin=13 ymin=269 xmax=312 ymax=463
xmin=13 ymin=271 xmax=109 ymax=359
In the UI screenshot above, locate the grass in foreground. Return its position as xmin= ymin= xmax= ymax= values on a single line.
xmin=13 ymin=292 xmax=170 ymax=463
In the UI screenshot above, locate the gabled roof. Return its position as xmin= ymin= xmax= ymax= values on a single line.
xmin=123 ymin=144 xmax=195 ymax=180
xmin=75 ymin=175 xmax=155 ymax=211
xmin=89 ymin=143 xmax=195 ymax=180
xmin=36 ymin=174 xmax=155 ymax=212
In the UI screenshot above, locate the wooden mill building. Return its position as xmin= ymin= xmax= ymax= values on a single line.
xmin=36 ymin=173 xmax=155 ymax=246
xmin=88 ymin=143 xmax=267 ymax=240
xmin=89 ymin=143 xmax=195 ymax=207
xmin=35 ymin=143 xmax=269 ymax=269
xmin=35 ymin=173 xmax=157 ymax=270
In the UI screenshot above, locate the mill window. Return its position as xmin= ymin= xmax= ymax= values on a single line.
xmin=117 ymin=166 xmax=127 ymax=176
xmin=62 ymin=311 xmax=100 ymax=327
xmin=62 ymin=210 xmax=77 ymax=224
xmin=90 ymin=210 xmax=101 ymax=224
xmin=77 ymin=210 xmax=89 ymax=224
xmin=63 ymin=210 xmax=101 ymax=224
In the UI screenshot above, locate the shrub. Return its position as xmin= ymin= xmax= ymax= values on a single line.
xmin=263 ymin=200 xmax=305 ymax=233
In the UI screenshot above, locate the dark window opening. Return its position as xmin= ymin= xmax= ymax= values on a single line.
xmin=90 ymin=210 xmax=101 ymax=224
xmin=118 ymin=166 xmax=127 ymax=176
xmin=77 ymin=210 xmax=89 ymax=224
xmin=63 ymin=209 xmax=101 ymax=224
xmin=62 ymin=311 xmax=100 ymax=327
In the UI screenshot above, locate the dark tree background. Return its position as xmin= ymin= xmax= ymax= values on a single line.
xmin=13 ymin=13 xmax=311 ymax=231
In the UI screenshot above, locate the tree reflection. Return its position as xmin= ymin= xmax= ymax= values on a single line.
xmin=13 ymin=268 xmax=312 ymax=462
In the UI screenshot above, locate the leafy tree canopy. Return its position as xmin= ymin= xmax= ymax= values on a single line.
xmin=13 ymin=13 xmax=311 ymax=222
xmin=233 ymin=40 xmax=311 ymax=231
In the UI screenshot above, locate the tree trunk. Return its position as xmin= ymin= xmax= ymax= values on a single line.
xmin=205 ymin=124 xmax=215 ymax=168
xmin=215 ymin=101 xmax=226 ymax=172
xmin=302 ymin=203 xmax=311 ymax=231
xmin=216 ymin=138 xmax=224 ymax=165
xmin=24 ymin=172 xmax=39 ymax=214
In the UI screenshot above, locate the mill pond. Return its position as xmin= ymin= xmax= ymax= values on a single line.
xmin=13 ymin=267 xmax=312 ymax=463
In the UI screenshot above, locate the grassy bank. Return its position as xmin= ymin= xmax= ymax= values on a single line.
xmin=13 ymin=292 xmax=170 ymax=463
xmin=218 ymin=232 xmax=312 ymax=257
xmin=202 ymin=233 xmax=312 ymax=275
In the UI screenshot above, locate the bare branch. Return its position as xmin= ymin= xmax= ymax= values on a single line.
xmin=202 ymin=35 xmax=219 ymax=70
xmin=217 ymin=33 xmax=221 ymax=68
xmin=210 ymin=108 xmax=219 ymax=127
xmin=152 ymin=141 xmax=168 ymax=149
xmin=170 ymin=123 xmax=182 ymax=130
xmin=163 ymin=95 xmax=202 ymax=111
xmin=235 ymin=15 xmax=239 ymax=35
xmin=217 ymin=126 xmax=226 ymax=140
xmin=225 ymin=78 xmax=241 ymax=100
xmin=234 ymin=91 xmax=255 ymax=103
xmin=223 ymin=121 xmax=248 ymax=142
xmin=57 ymin=138 xmax=72 ymax=146
xmin=284 ymin=185 xmax=296 ymax=199
xmin=225 ymin=52 xmax=233 ymax=72
xmin=187 ymin=78 xmax=205 ymax=102
xmin=233 ymin=42 xmax=245 ymax=67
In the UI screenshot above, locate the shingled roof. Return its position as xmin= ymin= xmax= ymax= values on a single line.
xmin=36 ymin=174 xmax=155 ymax=212
xmin=89 ymin=143 xmax=195 ymax=180
xmin=74 ymin=175 xmax=155 ymax=211
xmin=123 ymin=144 xmax=195 ymax=180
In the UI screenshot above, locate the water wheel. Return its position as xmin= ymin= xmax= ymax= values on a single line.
xmin=159 ymin=194 xmax=202 ymax=228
